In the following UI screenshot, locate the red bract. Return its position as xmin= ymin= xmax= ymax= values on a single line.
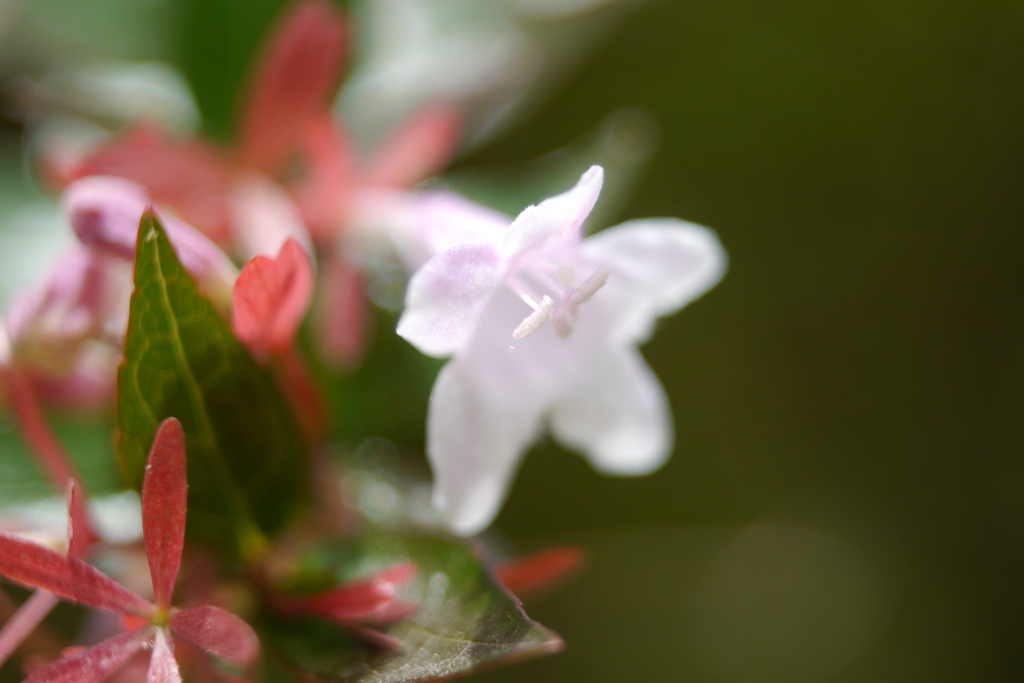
xmin=272 ymin=562 xmax=417 ymax=647
xmin=0 ymin=419 xmax=259 ymax=683
xmin=232 ymin=239 xmax=314 ymax=359
xmin=494 ymin=546 xmax=586 ymax=601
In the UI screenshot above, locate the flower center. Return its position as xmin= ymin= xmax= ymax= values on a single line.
xmin=509 ymin=263 xmax=610 ymax=340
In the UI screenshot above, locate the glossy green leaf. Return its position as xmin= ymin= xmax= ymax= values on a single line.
xmin=265 ymin=531 xmax=562 ymax=682
xmin=116 ymin=212 xmax=307 ymax=553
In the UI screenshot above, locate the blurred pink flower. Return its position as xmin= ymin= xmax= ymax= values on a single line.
xmin=397 ymin=166 xmax=727 ymax=534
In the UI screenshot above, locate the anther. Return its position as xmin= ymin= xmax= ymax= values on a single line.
xmin=569 ymin=265 xmax=610 ymax=306
xmin=512 ymin=296 xmax=555 ymax=339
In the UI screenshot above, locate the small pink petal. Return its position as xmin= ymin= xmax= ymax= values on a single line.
xmin=142 ymin=418 xmax=188 ymax=612
xmin=147 ymin=629 xmax=182 ymax=683
xmin=25 ymin=626 xmax=152 ymax=683
xmin=239 ymin=0 xmax=347 ymax=172
xmin=170 ymin=606 xmax=260 ymax=668
xmin=232 ymin=239 xmax=314 ymax=357
xmin=0 ymin=532 xmax=154 ymax=618
xmin=72 ymin=124 xmax=234 ymax=243
xmin=295 ymin=113 xmax=356 ymax=238
xmin=314 ymin=256 xmax=369 ymax=369
xmin=493 ymin=546 xmax=585 ymax=600
xmin=366 ymin=103 xmax=462 ymax=188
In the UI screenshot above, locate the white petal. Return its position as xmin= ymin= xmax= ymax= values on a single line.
xmin=501 ymin=166 xmax=603 ymax=264
xmin=427 ymin=359 xmax=545 ymax=535
xmin=228 ymin=173 xmax=315 ymax=262
xmin=549 ymin=346 xmax=672 ymax=475
xmin=412 ymin=191 xmax=509 ymax=263
xmin=396 ymin=244 xmax=503 ymax=357
xmin=581 ymin=218 xmax=726 ymax=343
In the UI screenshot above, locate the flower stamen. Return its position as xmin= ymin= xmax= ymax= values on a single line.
xmin=512 ymin=296 xmax=555 ymax=339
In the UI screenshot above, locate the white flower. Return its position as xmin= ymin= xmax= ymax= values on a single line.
xmin=397 ymin=166 xmax=726 ymax=534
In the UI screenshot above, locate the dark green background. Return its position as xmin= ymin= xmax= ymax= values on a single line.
xmin=2 ymin=1 xmax=1024 ymax=681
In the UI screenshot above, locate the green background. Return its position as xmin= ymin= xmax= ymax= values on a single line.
xmin=2 ymin=1 xmax=1023 ymax=681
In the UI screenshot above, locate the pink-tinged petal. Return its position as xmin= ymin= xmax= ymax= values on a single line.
xmin=64 ymin=180 xmax=238 ymax=303
xmin=295 ymin=114 xmax=356 ymax=238
xmin=232 ymin=239 xmax=314 ymax=357
xmin=147 ymin=629 xmax=182 ymax=683
xmin=71 ymin=125 xmax=233 ymax=243
xmin=501 ymin=165 xmax=603 ymax=266
xmin=239 ymin=0 xmax=347 ymax=172
xmin=170 ymin=606 xmax=259 ymax=668
xmin=67 ymin=480 xmax=96 ymax=559
xmin=0 ymin=590 xmax=60 ymax=668
xmin=396 ymin=244 xmax=503 ymax=358
xmin=314 ymin=256 xmax=369 ymax=369
xmin=227 ymin=174 xmax=314 ymax=262
xmin=366 ymin=104 xmax=462 ymax=188
xmin=549 ymin=346 xmax=672 ymax=476
xmin=427 ymin=359 xmax=545 ymax=535
xmin=142 ymin=419 xmax=187 ymax=612
xmin=24 ymin=625 xmax=151 ymax=683
xmin=579 ymin=218 xmax=727 ymax=344
xmin=0 ymin=533 xmax=154 ymax=617
xmin=493 ymin=546 xmax=585 ymax=601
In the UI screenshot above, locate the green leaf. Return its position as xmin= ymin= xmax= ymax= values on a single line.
xmin=264 ymin=531 xmax=563 ymax=682
xmin=116 ymin=211 xmax=307 ymax=555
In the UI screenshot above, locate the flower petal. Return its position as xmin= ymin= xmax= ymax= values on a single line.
xmin=71 ymin=124 xmax=234 ymax=242
xmin=427 ymin=360 xmax=545 ymax=535
xmin=549 ymin=346 xmax=672 ymax=475
xmin=397 ymin=244 xmax=503 ymax=357
xmin=170 ymin=606 xmax=259 ymax=667
xmin=314 ymin=255 xmax=369 ymax=369
xmin=25 ymin=627 xmax=151 ymax=683
xmin=580 ymin=218 xmax=726 ymax=343
xmin=366 ymin=103 xmax=462 ymax=188
xmin=239 ymin=0 xmax=347 ymax=172
xmin=142 ymin=418 xmax=187 ymax=612
xmin=0 ymin=533 xmax=153 ymax=618
xmin=232 ymin=239 xmax=314 ymax=357
xmin=64 ymin=178 xmax=238 ymax=303
xmin=227 ymin=174 xmax=314 ymax=261
xmin=501 ymin=165 xmax=603 ymax=265
xmin=147 ymin=628 xmax=182 ymax=683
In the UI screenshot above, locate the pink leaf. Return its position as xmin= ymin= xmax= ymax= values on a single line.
xmin=170 ymin=606 xmax=260 ymax=668
xmin=239 ymin=0 xmax=347 ymax=173
xmin=0 ymin=534 xmax=153 ymax=618
xmin=147 ymin=629 xmax=182 ymax=683
xmin=366 ymin=104 xmax=462 ymax=188
xmin=142 ymin=418 xmax=188 ymax=612
xmin=25 ymin=626 xmax=151 ymax=683
xmin=232 ymin=239 xmax=314 ymax=357
xmin=493 ymin=546 xmax=586 ymax=600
